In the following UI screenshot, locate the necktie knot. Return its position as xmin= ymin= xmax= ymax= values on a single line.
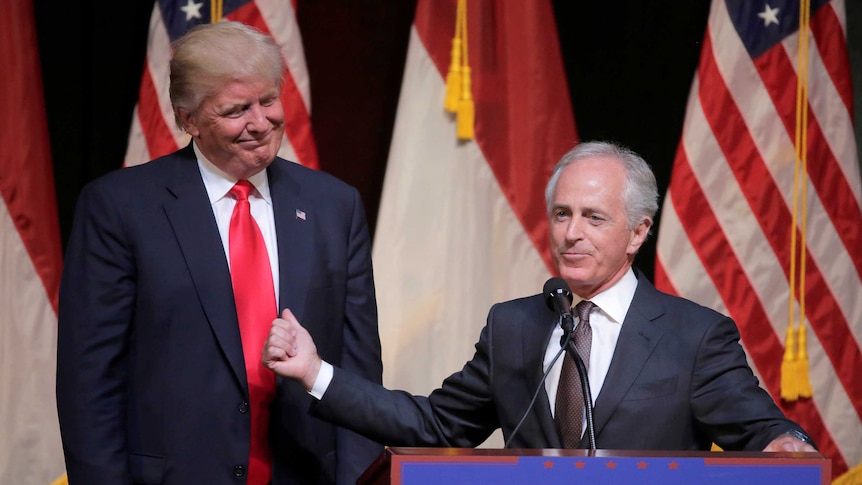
xmin=229 ymin=180 xmax=255 ymax=201
xmin=575 ymin=300 xmax=595 ymax=326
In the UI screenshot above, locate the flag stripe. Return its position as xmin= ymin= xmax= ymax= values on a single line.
xmin=0 ymin=0 xmax=63 ymax=305
xmin=809 ymin=4 xmax=853 ymax=115
xmin=137 ymin=57 xmax=180 ymax=161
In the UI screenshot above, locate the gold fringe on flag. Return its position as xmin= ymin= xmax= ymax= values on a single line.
xmin=444 ymin=0 xmax=474 ymax=140
xmin=783 ymin=0 xmax=813 ymax=402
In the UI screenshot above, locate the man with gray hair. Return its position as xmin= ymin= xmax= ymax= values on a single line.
xmin=262 ymin=140 xmax=815 ymax=454
xmin=57 ymin=21 xmax=382 ymax=484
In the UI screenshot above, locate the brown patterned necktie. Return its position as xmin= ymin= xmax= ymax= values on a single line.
xmin=555 ymin=300 xmax=595 ymax=448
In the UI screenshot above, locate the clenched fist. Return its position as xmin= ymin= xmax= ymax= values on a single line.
xmin=262 ymin=309 xmax=322 ymax=391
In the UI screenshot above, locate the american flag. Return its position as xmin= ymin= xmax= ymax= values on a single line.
xmin=655 ymin=0 xmax=861 ymax=480
xmin=124 ymin=0 xmax=318 ymax=169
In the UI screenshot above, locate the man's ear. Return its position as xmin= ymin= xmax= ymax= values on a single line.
xmin=627 ymin=217 xmax=652 ymax=255
xmin=175 ymin=108 xmax=199 ymax=137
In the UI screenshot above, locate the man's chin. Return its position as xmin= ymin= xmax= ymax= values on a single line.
xmin=560 ymin=263 xmax=597 ymax=280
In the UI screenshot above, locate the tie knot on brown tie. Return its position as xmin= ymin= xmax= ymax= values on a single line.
xmin=229 ymin=180 xmax=255 ymax=201
xmin=575 ymin=300 xmax=595 ymax=325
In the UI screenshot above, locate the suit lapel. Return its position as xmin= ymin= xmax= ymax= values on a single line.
xmin=162 ymin=148 xmax=247 ymax=390
xmin=267 ymin=161 xmax=313 ymax=322
xmin=521 ymin=300 xmax=564 ymax=448
xmin=589 ymin=274 xmax=666 ymax=440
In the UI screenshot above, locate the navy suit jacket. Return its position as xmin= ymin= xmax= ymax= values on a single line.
xmin=312 ymin=269 xmax=809 ymax=451
xmin=57 ymin=145 xmax=383 ymax=484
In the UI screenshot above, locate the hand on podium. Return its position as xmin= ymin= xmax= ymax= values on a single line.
xmin=763 ymin=433 xmax=817 ymax=452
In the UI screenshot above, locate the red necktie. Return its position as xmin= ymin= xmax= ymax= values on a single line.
xmin=555 ymin=300 xmax=595 ymax=448
xmin=228 ymin=180 xmax=276 ymax=485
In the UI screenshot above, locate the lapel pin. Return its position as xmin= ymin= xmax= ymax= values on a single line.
xmin=296 ymin=209 xmax=306 ymax=221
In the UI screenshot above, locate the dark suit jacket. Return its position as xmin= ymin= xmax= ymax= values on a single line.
xmin=313 ymin=269 xmax=809 ymax=451
xmin=57 ymin=145 xmax=383 ymax=484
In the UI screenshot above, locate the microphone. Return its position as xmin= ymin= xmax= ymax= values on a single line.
xmin=544 ymin=277 xmax=574 ymax=346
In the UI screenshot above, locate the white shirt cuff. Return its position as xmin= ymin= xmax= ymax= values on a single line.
xmin=308 ymin=360 xmax=334 ymax=399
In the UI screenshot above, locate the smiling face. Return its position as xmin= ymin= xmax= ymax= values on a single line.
xmin=177 ymin=77 xmax=284 ymax=180
xmin=549 ymin=156 xmax=651 ymax=299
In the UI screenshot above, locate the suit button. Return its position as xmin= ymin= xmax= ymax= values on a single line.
xmin=239 ymin=401 xmax=249 ymax=414
xmin=234 ymin=465 xmax=245 ymax=478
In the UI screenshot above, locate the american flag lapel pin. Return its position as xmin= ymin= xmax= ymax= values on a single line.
xmin=295 ymin=209 xmax=306 ymax=221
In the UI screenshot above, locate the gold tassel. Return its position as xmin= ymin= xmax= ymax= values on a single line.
xmin=445 ymin=0 xmax=465 ymax=113
xmin=457 ymin=66 xmax=475 ymax=139
xmin=783 ymin=0 xmax=812 ymax=403
xmin=444 ymin=38 xmax=462 ymax=113
xmin=781 ymin=325 xmax=799 ymax=401
xmin=454 ymin=0 xmax=474 ymax=140
xmin=796 ymin=323 xmax=813 ymax=398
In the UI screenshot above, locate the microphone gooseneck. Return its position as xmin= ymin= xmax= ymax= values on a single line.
xmin=505 ymin=345 xmax=566 ymax=449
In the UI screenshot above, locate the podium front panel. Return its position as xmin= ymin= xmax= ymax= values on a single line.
xmin=359 ymin=448 xmax=829 ymax=485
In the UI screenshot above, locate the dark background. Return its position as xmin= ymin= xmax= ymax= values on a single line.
xmin=33 ymin=1 xmax=862 ymax=280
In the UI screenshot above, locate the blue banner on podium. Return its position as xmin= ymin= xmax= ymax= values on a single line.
xmin=360 ymin=448 xmax=830 ymax=485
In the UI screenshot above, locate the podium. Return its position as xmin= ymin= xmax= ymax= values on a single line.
xmin=358 ymin=448 xmax=830 ymax=484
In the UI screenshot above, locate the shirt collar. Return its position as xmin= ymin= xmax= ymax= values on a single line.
xmin=572 ymin=268 xmax=638 ymax=325
xmin=193 ymin=142 xmax=272 ymax=205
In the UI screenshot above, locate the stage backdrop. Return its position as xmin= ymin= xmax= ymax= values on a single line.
xmin=17 ymin=1 xmax=862 ymax=484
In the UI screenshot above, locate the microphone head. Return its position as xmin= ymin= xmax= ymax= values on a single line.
xmin=543 ymin=277 xmax=572 ymax=311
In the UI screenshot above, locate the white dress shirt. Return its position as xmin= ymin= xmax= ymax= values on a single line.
xmin=544 ymin=268 xmax=638 ymax=429
xmin=193 ymin=143 xmax=280 ymax=307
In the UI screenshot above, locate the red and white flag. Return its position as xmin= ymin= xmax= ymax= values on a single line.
xmin=656 ymin=0 xmax=861 ymax=480
xmin=0 ymin=0 xmax=66 ymax=483
xmin=125 ymin=0 xmax=318 ymax=169
xmin=372 ymin=0 xmax=577 ymax=445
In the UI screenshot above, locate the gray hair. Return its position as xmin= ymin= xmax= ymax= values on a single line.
xmin=169 ymin=21 xmax=284 ymax=128
xmin=545 ymin=141 xmax=659 ymax=230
